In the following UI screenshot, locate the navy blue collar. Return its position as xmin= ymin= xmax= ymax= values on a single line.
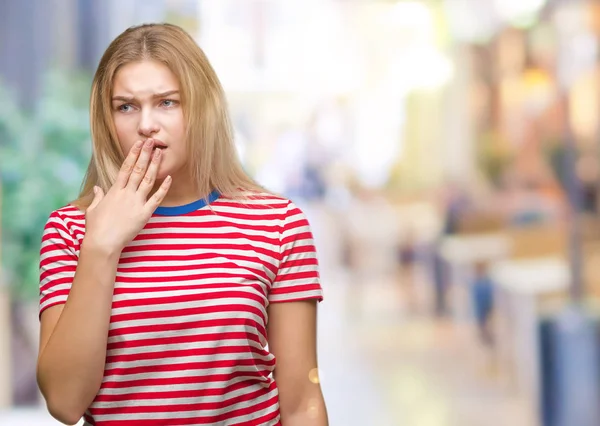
xmin=154 ymin=190 xmax=220 ymax=216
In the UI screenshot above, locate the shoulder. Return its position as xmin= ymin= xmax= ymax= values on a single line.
xmin=216 ymin=190 xmax=293 ymax=212
xmin=214 ymin=191 xmax=311 ymax=225
xmin=44 ymin=204 xmax=86 ymax=235
xmin=47 ymin=204 xmax=85 ymax=221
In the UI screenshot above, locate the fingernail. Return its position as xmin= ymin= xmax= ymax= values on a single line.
xmin=93 ymin=186 xmax=98 ymax=194
xmin=153 ymin=148 xmax=161 ymax=159
xmin=165 ymin=175 xmax=172 ymax=183
xmin=144 ymin=139 xmax=153 ymax=148
xmin=135 ymin=140 xmax=144 ymax=148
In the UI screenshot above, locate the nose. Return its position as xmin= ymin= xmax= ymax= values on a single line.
xmin=137 ymin=109 xmax=159 ymax=137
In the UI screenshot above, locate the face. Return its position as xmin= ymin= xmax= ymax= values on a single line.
xmin=111 ymin=60 xmax=187 ymax=181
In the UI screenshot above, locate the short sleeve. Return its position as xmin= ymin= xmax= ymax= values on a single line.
xmin=269 ymin=201 xmax=323 ymax=303
xmin=39 ymin=212 xmax=79 ymax=316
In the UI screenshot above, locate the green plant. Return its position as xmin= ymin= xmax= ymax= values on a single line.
xmin=0 ymin=70 xmax=93 ymax=300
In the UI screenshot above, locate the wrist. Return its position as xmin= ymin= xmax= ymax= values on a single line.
xmin=80 ymin=238 xmax=123 ymax=261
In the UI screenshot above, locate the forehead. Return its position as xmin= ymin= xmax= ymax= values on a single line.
xmin=112 ymin=60 xmax=179 ymax=95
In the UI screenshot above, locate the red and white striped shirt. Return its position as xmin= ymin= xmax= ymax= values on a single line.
xmin=39 ymin=192 xmax=323 ymax=425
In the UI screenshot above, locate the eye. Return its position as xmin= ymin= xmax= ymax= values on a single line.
xmin=161 ymin=99 xmax=179 ymax=108
xmin=117 ymin=104 xmax=134 ymax=113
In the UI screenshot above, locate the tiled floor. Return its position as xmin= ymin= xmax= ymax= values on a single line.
xmin=317 ymin=268 xmax=532 ymax=426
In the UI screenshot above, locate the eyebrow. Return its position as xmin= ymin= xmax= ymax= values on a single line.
xmin=111 ymin=90 xmax=180 ymax=102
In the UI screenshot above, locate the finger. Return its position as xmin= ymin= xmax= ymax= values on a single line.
xmin=144 ymin=175 xmax=172 ymax=214
xmin=138 ymin=147 xmax=162 ymax=197
xmin=116 ymin=140 xmax=144 ymax=188
xmin=126 ymin=139 xmax=155 ymax=190
xmin=87 ymin=186 xmax=104 ymax=212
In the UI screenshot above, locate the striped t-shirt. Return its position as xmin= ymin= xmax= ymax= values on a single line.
xmin=39 ymin=192 xmax=323 ymax=425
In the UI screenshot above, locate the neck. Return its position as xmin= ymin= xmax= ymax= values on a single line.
xmin=153 ymin=177 xmax=206 ymax=207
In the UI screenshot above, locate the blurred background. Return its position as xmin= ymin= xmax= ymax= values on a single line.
xmin=3 ymin=0 xmax=600 ymax=425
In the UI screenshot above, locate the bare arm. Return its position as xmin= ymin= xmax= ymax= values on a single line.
xmin=37 ymin=246 xmax=120 ymax=424
xmin=36 ymin=139 xmax=171 ymax=424
xmin=267 ymin=300 xmax=328 ymax=426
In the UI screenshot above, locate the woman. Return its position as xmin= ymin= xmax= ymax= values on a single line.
xmin=37 ymin=23 xmax=327 ymax=426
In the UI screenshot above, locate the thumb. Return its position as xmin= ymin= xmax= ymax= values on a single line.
xmin=88 ymin=186 xmax=105 ymax=211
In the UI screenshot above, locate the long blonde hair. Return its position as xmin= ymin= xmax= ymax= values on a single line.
xmin=74 ymin=23 xmax=267 ymax=208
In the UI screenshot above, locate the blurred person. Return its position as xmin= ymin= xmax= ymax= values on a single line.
xmin=396 ymin=229 xmax=420 ymax=314
xmin=431 ymin=245 xmax=449 ymax=317
xmin=297 ymin=100 xmax=347 ymax=203
xmin=441 ymin=181 xmax=471 ymax=235
xmin=470 ymin=261 xmax=494 ymax=346
xmin=430 ymin=182 xmax=471 ymax=317
xmin=36 ymin=24 xmax=327 ymax=426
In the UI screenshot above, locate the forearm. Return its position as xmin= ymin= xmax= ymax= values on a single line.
xmin=280 ymin=387 xmax=328 ymax=426
xmin=283 ymin=409 xmax=328 ymax=426
xmin=37 ymin=243 xmax=119 ymax=421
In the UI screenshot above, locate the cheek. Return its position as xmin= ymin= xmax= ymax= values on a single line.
xmin=169 ymin=115 xmax=187 ymax=156
xmin=113 ymin=115 xmax=137 ymax=154
xmin=174 ymin=124 xmax=186 ymax=141
xmin=115 ymin=120 xmax=137 ymax=156
xmin=119 ymin=141 xmax=135 ymax=157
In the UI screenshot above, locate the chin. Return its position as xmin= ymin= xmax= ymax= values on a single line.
xmin=156 ymin=163 xmax=171 ymax=180
xmin=156 ymin=161 xmax=183 ymax=181
xmin=156 ymin=172 xmax=170 ymax=181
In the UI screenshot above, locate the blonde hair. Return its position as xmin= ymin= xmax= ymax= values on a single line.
xmin=73 ymin=23 xmax=267 ymax=209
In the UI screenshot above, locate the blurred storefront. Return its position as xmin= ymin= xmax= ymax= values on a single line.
xmin=5 ymin=0 xmax=600 ymax=425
